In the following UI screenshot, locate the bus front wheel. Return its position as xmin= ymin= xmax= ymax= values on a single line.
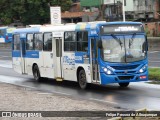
xmin=33 ymin=65 xmax=41 ymax=81
xmin=119 ymin=82 xmax=130 ymax=87
xmin=78 ymin=69 xmax=88 ymax=89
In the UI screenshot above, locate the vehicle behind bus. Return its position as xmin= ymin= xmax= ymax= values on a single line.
xmin=0 ymin=27 xmax=16 ymax=43
xmin=12 ymin=21 xmax=148 ymax=89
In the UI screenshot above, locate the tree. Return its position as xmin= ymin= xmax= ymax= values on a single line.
xmin=0 ymin=0 xmax=72 ymax=25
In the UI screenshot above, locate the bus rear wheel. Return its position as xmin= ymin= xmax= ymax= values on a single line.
xmin=119 ymin=82 xmax=130 ymax=87
xmin=78 ymin=69 xmax=88 ymax=89
xmin=33 ymin=65 xmax=41 ymax=81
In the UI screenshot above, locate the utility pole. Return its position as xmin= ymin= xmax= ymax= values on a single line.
xmin=122 ymin=0 xmax=126 ymax=22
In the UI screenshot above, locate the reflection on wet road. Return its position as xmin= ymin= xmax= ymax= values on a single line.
xmin=0 ymin=67 xmax=160 ymax=110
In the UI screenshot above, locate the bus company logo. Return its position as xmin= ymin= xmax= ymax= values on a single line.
xmin=75 ymin=56 xmax=82 ymax=61
xmin=2 ymin=112 xmax=11 ymax=117
xmin=124 ymin=70 xmax=128 ymax=74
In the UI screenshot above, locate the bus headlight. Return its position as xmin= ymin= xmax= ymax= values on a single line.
xmin=139 ymin=64 xmax=147 ymax=73
xmin=103 ymin=67 xmax=113 ymax=75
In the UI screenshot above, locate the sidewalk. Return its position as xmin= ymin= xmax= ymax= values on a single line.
xmin=0 ymin=82 xmax=121 ymax=120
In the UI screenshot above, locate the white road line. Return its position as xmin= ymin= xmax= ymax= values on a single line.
xmin=89 ymin=98 xmax=118 ymax=105
xmin=149 ymin=61 xmax=160 ymax=63
xmin=0 ymin=56 xmax=11 ymax=58
xmin=149 ymin=51 xmax=160 ymax=53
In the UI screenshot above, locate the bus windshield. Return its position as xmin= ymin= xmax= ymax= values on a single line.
xmin=101 ymin=34 xmax=147 ymax=63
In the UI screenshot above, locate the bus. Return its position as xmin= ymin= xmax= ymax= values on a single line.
xmin=0 ymin=26 xmax=16 ymax=43
xmin=12 ymin=21 xmax=148 ymax=89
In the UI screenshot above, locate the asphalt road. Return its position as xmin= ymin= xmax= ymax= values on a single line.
xmin=0 ymin=48 xmax=160 ymax=111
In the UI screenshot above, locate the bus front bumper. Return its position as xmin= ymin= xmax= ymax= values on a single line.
xmin=100 ymin=72 xmax=148 ymax=85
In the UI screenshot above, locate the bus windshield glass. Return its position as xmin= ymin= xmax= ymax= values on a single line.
xmin=101 ymin=35 xmax=146 ymax=63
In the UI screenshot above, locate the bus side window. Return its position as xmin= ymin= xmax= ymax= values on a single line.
xmin=77 ymin=31 xmax=88 ymax=52
xmin=26 ymin=34 xmax=34 ymax=50
xmin=34 ymin=33 xmax=43 ymax=50
xmin=64 ymin=31 xmax=76 ymax=51
xmin=13 ymin=34 xmax=20 ymax=50
xmin=43 ymin=32 xmax=52 ymax=51
xmin=0 ymin=29 xmax=5 ymax=36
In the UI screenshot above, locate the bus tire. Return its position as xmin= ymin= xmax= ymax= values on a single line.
xmin=33 ymin=65 xmax=41 ymax=82
xmin=119 ymin=82 xmax=130 ymax=87
xmin=78 ymin=69 xmax=88 ymax=89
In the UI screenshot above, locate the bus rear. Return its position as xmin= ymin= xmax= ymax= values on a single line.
xmin=98 ymin=22 xmax=148 ymax=87
xmin=0 ymin=27 xmax=16 ymax=43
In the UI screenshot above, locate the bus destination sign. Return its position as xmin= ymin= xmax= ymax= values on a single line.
xmin=101 ymin=24 xmax=144 ymax=34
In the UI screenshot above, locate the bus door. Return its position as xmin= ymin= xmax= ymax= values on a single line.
xmin=90 ymin=37 xmax=99 ymax=83
xmin=20 ymin=39 xmax=27 ymax=74
xmin=54 ymin=37 xmax=63 ymax=81
xmin=13 ymin=34 xmax=26 ymax=74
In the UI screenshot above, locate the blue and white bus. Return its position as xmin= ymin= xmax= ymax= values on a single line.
xmin=12 ymin=21 xmax=148 ymax=89
xmin=0 ymin=26 xmax=16 ymax=43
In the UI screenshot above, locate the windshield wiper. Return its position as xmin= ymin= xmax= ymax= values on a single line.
xmin=129 ymin=33 xmax=136 ymax=48
xmin=111 ymin=34 xmax=123 ymax=49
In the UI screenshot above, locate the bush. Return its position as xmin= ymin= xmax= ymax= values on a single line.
xmin=149 ymin=68 xmax=160 ymax=81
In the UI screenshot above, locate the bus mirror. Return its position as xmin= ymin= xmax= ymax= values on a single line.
xmin=98 ymin=40 xmax=102 ymax=49
xmin=146 ymin=36 xmax=148 ymax=51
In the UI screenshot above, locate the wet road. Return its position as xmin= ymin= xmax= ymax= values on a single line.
xmin=0 ymin=48 xmax=160 ymax=110
xmin=0 ymin=65 xmax=160 ymax=110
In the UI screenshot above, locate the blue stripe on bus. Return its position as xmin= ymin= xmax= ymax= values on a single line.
xmin=12 ymin=51 xmax=21 ymax=57
xmin=12 ymin=51 xmax=39 ymax=58
xmin=25 ymin=51 xmax=39 ymax=58
xmin=75 ymin=52 xmax=85 ymax=63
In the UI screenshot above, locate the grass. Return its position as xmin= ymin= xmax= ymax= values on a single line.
xmin=148 ymin=68 xmax=160 ymax=84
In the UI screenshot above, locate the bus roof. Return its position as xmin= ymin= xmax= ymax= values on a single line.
xmin=12 ymin=21 xmax=143 ymax=34
xmin=0 ymin=26 xmax=8 ymax=29
xmin=13 ymin=27 xmax=40 ymax=34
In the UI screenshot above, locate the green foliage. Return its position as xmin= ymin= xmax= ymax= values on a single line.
xmin=0 ymin=0 xmax=72 ymax=25
xmin=149 ymin=68 xmax=160 ymax=81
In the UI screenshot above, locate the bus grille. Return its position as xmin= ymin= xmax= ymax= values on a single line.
xmin=111 ymin=65 xmax=139 ymax=70
xmin=118 ymin=76 xmax=134 ymax=80
xmin=115 ymin=71 xmax=136 ymax=74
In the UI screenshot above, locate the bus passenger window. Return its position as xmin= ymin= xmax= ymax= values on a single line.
xmin=64 ymin=31 xmax=76 ymax=51
xmin=26 ymin=34 xmax=34 ymax=50
xmin=13 ymin=34 xmax=20 ymax=50
xmin=44 ymin=33 xmax=52 ymax=51
xmin=0 ymin=29 xmax=5 ymax=36
xmin=34 ymin=33 xmax=43 ymax=50
xmin=77 ymin=31 xmax=88 ymax=52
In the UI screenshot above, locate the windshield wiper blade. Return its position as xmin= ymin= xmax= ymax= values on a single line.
xmin=129 ymin=33 xmax=136 ymax=48
xmin=111 ymin=34 xmax=123 ymax=49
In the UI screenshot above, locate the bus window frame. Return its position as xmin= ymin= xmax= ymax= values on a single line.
xmin=26 ymin=33 xmax=34 ymax=51
xmin=64 ymin=31 xmax=77 ymax=52
xmin=43 ymin=32 xmax=52 ymax=52
xmin=34 ymin=32 xmax=43 ymax=51
xmin=13 ymin=34 xmax=20 ymax=51
xmin=76 ymin=30 xmax=89 ymax=52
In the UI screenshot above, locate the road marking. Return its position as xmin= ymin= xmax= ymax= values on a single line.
xmin=149 ymin=51 xmax=160 ymax=53
xmin=0 ymin=56 xmax=11 ymax=58
xmin=149 ymin=61 xmax=160 ymax=63
xmin=89 ymin=98 xmax=118 ymax=105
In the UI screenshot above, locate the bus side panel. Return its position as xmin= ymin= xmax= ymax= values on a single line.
xmin=0 ymin=28 xmax=6 ymax=43
xmin=12 ymin=51 xmax=22 ymax=74
xmin=0 ymin=38 xmax=5 ymax=43
xmin=63 ymin=52 xmax=91 ymax=83
xmin=42 ymin=51 xmax=55 ymax=78
xmin=25 ymin=51 xmax=40 ymax=75
xmin=38 ymin=52 xmax=47 ymax=78
xmin=63 ymin=52 xmax=77 ymax=81
xmin=75 ymin=64 xmax=91 ymax=83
